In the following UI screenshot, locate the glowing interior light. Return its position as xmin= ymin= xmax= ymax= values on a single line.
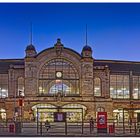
xmin=95 ymin=87 xmax=100 ymax=90
xmin=134 ymin=88 xmax=138 ymax=91
xmin=1 ymin=89 xmax=6 ymax=92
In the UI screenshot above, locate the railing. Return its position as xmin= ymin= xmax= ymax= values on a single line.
xmin=0 ymin=120 xmax=140 ymax=136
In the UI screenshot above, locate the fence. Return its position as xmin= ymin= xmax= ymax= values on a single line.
xmin=0 ymin=120 xmax=140 ymax=136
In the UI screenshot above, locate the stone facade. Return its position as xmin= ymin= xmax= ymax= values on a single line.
xmin=0 ymin=39 xmax=140 ymax=122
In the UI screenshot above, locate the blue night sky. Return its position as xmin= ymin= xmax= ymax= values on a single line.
xmin=0 ymin=3 xmax=140 ymax=61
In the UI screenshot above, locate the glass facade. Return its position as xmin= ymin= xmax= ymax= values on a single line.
xmin=38 ymin=58 xmax=79 ymax=96
xmin=133 ymin=76 xmax=140 ymax=99
xmin=0 ymin=74 xmax=8 ymax=98
xmin=110 ymin=75 xmax=130 ymax=99
xmin=94 ymin=77 xmax=101 ymax=96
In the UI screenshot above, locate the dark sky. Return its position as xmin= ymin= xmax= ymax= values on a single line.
xmin=0 ymin=3 xmax=140 ymax=61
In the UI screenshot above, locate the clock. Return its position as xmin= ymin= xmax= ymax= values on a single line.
xmin=56 ymin=71 xmax=62 ymax=78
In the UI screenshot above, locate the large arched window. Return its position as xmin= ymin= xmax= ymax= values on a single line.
xmin=17 ymin=77 xmax=24 ymax=97
xmin=94 ymin=77 xmax=101 ymax=96
xmin=38 ymin=58 xmax=79 ymax=96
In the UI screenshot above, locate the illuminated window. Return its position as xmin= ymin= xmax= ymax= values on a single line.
xmin=0 ymin=108 xmax=6 ymax=120
xmin=32 ymin=104 xmax=57 ymax=122
xmin=18 ymin=77 xmax=24 ymax=97
xmin=0 ymin=74 xmax=8 ymax=98
xmin=62 ymin=104 xmax=87 ymax=122
xmin=110 ymin=75 xmax=130 ymax=99
xmin=94 ymin=77 xmax=101 ymax=96
xmin=132 ymin=76 xmax=140 ymax=99
xmin=49 ymin=81 xmax=71 ymax=95
xmin=39 ymin=58 xmax=79 ymax=96
xmin=113 ymin=109 xmax=129 ymax=122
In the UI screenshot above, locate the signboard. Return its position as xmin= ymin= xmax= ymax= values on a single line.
xmin=54 ymin=112 xmax=66 ymax=122
xmin=97 ymin=112 xmax=107 ymax=133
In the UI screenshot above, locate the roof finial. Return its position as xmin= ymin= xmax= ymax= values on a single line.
xmin=30 ymin=22 xmax=33 ymax=45
xmin=86 ymin=24 xmax=88 ymax=46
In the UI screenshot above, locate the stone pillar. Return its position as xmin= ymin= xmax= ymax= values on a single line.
xmin=8 ymin=67 xmax=17 ymax=98
xmin=81 ymin=58 xmax=94 ymax=96
xmin=24 ymin=58 xmax=37 ymax=97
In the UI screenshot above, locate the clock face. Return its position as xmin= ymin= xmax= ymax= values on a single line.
xmin=56 ymin=71 xmax=62 ymax=78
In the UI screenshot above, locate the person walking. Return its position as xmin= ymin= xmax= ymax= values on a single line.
xmin=90 ymin=117 xmax=94 ymax=134
xmin=45 ymin=120 xmax=51 ymax=132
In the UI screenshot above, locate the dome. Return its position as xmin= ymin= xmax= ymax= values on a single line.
xmin=82 ymin=45 xmax=92 ymax=52
xmin=25 ymin=44 xmax=36 ymax=51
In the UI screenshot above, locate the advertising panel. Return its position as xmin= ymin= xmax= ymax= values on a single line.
xmin=97 ymin=112 xmax=107 ymax=133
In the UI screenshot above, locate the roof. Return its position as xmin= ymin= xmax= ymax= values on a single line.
xmin=82 ymin=45 xmax=92 ymax=51
xmin=25 ymin=44 xmax=36 ymax=51
xmin=94 ymin=59 xmax=140 ymax=74
xmin=0 ymin=59 xmax=24 ymax=74
xmin=1 ymin=58 xmax=140 ymax=74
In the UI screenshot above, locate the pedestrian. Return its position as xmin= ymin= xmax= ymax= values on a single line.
xmin=45 ymin=120 xmax=51 ymax=132
xmin=90 ymin=117 xmax=94 ymax=134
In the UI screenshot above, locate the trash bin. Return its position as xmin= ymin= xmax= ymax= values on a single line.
xmin=9 ymin=124 xmax=15 ymax=133
xmin=15 ymin=122 xmax=22 ymax=134
xmin=109 ymin=125 xmax=115 ymax=133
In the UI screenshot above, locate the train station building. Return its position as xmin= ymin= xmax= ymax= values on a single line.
xmin=0 ymin=38 xmax=140 ymax=123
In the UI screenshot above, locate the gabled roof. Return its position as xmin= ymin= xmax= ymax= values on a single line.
xmin=0 ymin=59 xmax=24 ymax=74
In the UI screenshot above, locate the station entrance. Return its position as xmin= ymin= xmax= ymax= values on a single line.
xmin=32 ymin=104 xmax=87 ymax=135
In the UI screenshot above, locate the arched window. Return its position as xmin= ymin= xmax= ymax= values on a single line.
xmin=97 ymin=107 xmax=105 ymax=112
xmin=18 ymin=77 xmax=24 ymax=97
xmin=94 ymin=77 xmax=101 ymax=96
xmin=38 ymin=58 xmax=79 ymax=96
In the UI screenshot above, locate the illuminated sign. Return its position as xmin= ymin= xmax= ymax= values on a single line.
xmin=97 ymin=112 xmax=107 ymax=133
xmin=54 ymin=112 xmax=66 ymax=122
